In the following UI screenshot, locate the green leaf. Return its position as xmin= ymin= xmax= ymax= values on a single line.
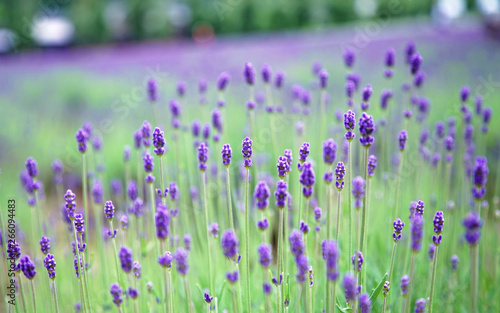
xmin=369 ymin=272 xmax=388 ymax=303
xmin=335 ymin=295 xmax=352 ymax=312
xmin=218 ymin=280 xmax=227 ymax=300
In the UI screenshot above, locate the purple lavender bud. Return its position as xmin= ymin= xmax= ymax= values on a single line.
xmin=20 ymin=255 xmax=36 ymax=279
xmin=431 ymin=153 xmax=440 ymax=167
xmin=277 ymin=156 xmax=290 ymax=179
xmin=217 ymin=72 xmax=230 ymax=91
xmin=169 ymin=100 xmax=181 ymax=119
xmin=432 ymin=211 xmax=444 ymax=245
xmin=182 ymin=234 xmax=192 ymax=251
xmin=257 ymin=243 xmax=273 ymax=268
xmin=352 ymin=176 xmax=365 ymax=208
xmin=74 ymin=213 xmax=85 ymax=234
xmin=24 ymin=157 xmax=38 ymax=178
xmin=404 ymin=110 xmax=413 ymax=119
xmin=419 ymin=130 xmax=429 ymax=146
xmin=119 ymin=246 xmax=133 ymax=273
xmin=411 ymin=215 xmax=424 ymax=251
xmin=314 ymin=207 xmax=322 ymax=222
xmin=132 ymin=261 xmax=141 ymax=279
xmin=322 ymin=139 xmax=337 ymax=165
xmin=380 ymin=90 xmax=393 ymax=110
xmin=393 ymin=218 xmax=405 ymax=242
xmin=120 ymin=215 xmax=128 ymax=230
xmin=75 ymin=129 xmax=89 ymax=153
xmin=147 ymin=78 xmax=157 ymax=102
xmin=463 ymin=212 xmax=482 ymax=246
xmin=300 ymin=220 xmax=310 ymax=234
xmin=204 ymin=292 xmax=213 ymax=304
xmin=198 ymin=142 xmax=208 ymax=171
xmin=192 ymin=120 xmax=201 ymax=138
xmin=263 ymin=283 xmax=272 ymax=294
xmin=254 ymin=181 xmax=270 ymax=210
xmin=483 ymin=106 xmax=491 ymax=125
xmin=415 ymin=200 xmax=424 ymax=217
xmin=343 ymin=274 xmax=357 ymax=303
xmin=410 ymin=52 xmax=422 ymax=75
xmin=127 ymin=288 xmax=139 ymax=299
xmin=143 ymin=152 xmax=154 ymax=174
xmin=382 ymin=281 xmax=390 ymax=295
xmin=324 ymin=172 xmax=334 ymax=185
xmin=141 ymin=121 xmax=152 ymax=147
xmin=152 ymin=127 xmax=166 ymax=156
xmin=246 ymin=100 xmax=256 ymax=110
xmin=385 ymin=47 xmax=395 ymax=67
xmin=257 ymin=218 xmax=269 ymax=231
xmin=217 ymin=144 xmax=231 ymax=168
xmin=275 ymin=181 xmax=288 ymax=208
xmin=296 ymin=121 xmax=304 ymax=137
xmin=173 ymin=248 xmax=189 ymax=275
xmin=451 ymin=255 xmax=459 ymax=270
xmin=362 ymin=84 xmax=373 ymax=102
xmin=405 ymin=41 xmax=416 ymax=63
xmin=209 ymin=223 xmax=219 ymax=238
xmin=399 ymin=130 xmax=408 ymax=151
xmin=335 ymin=162 xmax=346 ymax=190
xmin=343 ymin=48 xmax=355 ymax=68
xmin=400 ymin=275 xmax=410 ymax=295
xmin=474 ymin=96 xmax=482 ymax=115
xmin=301 ymin=89 xmax=311 ymax=106
xmin=51 ymin=159 xmax=64 ymax=184
xmin=319 ymin=69 xmax=328 ymax=89
xmin=358 ymin=112 xmax=375 ymax=147
xmin=199 ymin=78 xmax=207 ymax=94
xmin=221 ymin=229 xmax=239 ymax=259
xmin=261 ymin=64 xmax=272 ymax=83
xmin=226 ymin=271 xmax=239 ymax=283
xmin=351 ymin=251 xmax=364 ymax=271
xmin=64 ymin=189 xmax=77 ymax=219
xmin=110 ymin=283 xmax=123 ymax=307
xmin=40 ymin=236 xmax=50 ymax=255
xmin=7 ymin=241 xmax=21 ymax=260
xmin=212 ymin=109 xmax=223 ymax=133
xmin=158 ymin=251 xmax=173 ymax=268
xmin=415 ymin=298 xmax=426 ymax=313
xmin=289 ymin=229 xmax=305 ymax=257
xmin=472 ymin=156 xmax=488 ymax=200
xmin=444 ymin=136 xmax=454 ymax=153
xmin=242 ymin=137 xmax=253 ymax=160
xmin=367 ymin=155 xmax=377 ymax=178
xmin=295 ymin=254 xmax=309 ymax=283
xmin=155 ymin=205 xmax=170 ymax=240
xmin=428 ymin=244 xmax=435 ymax=260
xmin=359 ymin=293 xmax=371 ymax=313
xmin=176 ymin=81 xmax=186 ymax=97
xmin=44 ymin=253 xmax=56 ymax=279
xmin=460 ymin=85 xmax=470 ymax=103
xmin=321 ymin=240 xmax=339 ymax=281
xmin=167 ymin=182 xmax=178 ymax=201
xmin=92 ymin=135 xmax=103 ymax=151
xmin=300 ymin=162 xmax=315 ymax=190
xmin=413 ymin=71 xmax=426 ymax=88
xmin=298 ymin=142 xmax=310 ymax=164
xmin=345 ymin=80 xmax=355 ymax=99
xmin=244 ymin=62 xmax=255 ymax=85
xmin=312 ymin=61 xmax=322 ymax=75
xmin=90 ymin=179 xmax=103 ymax=204
xmin=103 ymin=200 xmax=115 ymax=221
xmin=275 ymin=70 xmax=284 ymax=88
xmin=127 ymin=181 xmax=138 ymax=202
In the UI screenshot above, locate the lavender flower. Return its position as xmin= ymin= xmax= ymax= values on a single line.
xmin=221 ymin=229 xmax=239 ymax=259
xmin=133 ymin=261 xmax=141 ymax=279
xmin=367 ymin=155 xmax=377 ymax=177
xmin=343 ymin=274 xmax=357 ymax=303
xmin=7 ymin=240 xmax=21 ymax=260
xmin=428 ymin=244 xmax=435 ymax=260
xmin=75 ymin=129 xmax=89 ymax=153
xmin=451 ymin=255 xmax=459 ymax=270
xmin=141 ymin=121 xmax=152 ymax=147
xmin=134 ymin=130 xmax=142 ymax=149
xmin=127 ymin=181 xmax=138 ymax=201
xmin=275 ymin=70 xmax=284 ymax=88
xmin=103 ymin=200 xmax=115 ymax=221
xmin=415 ymin=298 xmax=426 ymax=313
xmin=153 ymin=127 xmax=165 ymax=156
xmin=226 ymin=271 xmax=239 ymax=283
xmin=335 ymin=162 xmax=345 ymax=191
xmin=343 ymin=48 xmax=355 ymax=68
xmin=242 ymin=137 xmax=253 ymax=168
xmin=74 ymin=214 xmax=85 ymax=234
xmin=209 ymin=223 xmax=219 ymax=238
xmin=277 ymin=156 xmax=290 ymax=179
xmin=299 ymin=142 xmax=310 ymax=164
xmin=184 ymin=234 xmax=192 ymax=251
xmin=221 ymin=144 xmax=232 ymax=167
xmin=169 ymin=182 xmax=178 ymax=201
xmin=460 ymin=85 xmax=470 ymax=103
xmin=300 ymin=221 xmax=310 ymax=234
xmin=289 ymin=229 xmax=305 ymax=257
xmin=393 ymin=218 xmax=405 ymax=242
xmin=158 ymin=252 xmax=173 ymax=268
xmin=155 ymin=205 xmax=170 ymax=240
xmin=380 ymin=90 xmax=393 ymax=109
xmin=359 ymin=293 xmax=371 ymax=313
xmin=198 ymin=142 xmax=208 ymax=171
xmin=352 ymin=176 xmax=365 ymax=208
xmin=173 ymin=248 xmax=189 ymax=275
xmin=44 ymin=253 xmax=56 ymax=279
xmin=204 ymin=292 xmax=213 ymax=304
xmin=319 ymin=69 xmax=328 ymax=89
xmin=257 ymin=243 xmax=273 ymax=268
xmin=432 ymin=211 xmax=444 ymax=245
xmin=143 ymin=152 xmax=154 ymax=173
xmin=351 ymin=251 xmax=364 ymax=271
xmin=314 ymin=207 xmax=322 ymax=222
xmin=463 ymin=213 xmax=482 ymax=246
xmin=321 ymin=240 xmax=339 ymax=281
xmin=323 ymin=139 xmax=337 ymax=165
xmin=147 ymin=78 xmax=157 ymax=102
xmin=295 ymin=254 xmax=309 ymax=283
xmin=300 ymin=162 xmax=315 ymax=198
xmin=359 ymin=112 xmax=375 ymax=147
xmin=436 ymin=122 xmax=445 ymax=139
xmin=40 ymin=236 xmax=50 ymax=255
xmin=472 ymin=156 xmax=488 ymax=200
xmin=110 ymin=283 xmax=123 ymax=306
xmin=244 ymin=62 xmax=255 ymax=85
xmin=20 ymin=255 xmax=36 ymax=279
xmin=261 ymin=64 xmax=272 ymax=83
xmin=411 ymin=215 xmax=424 ymax=251
xmin=217 ymin=72 xmax=230 ymax=91
xmin=361 ymin=84 xmax=373 ymax=110
xmin=176 ymin=81 xmax=186 ymax=97
xmin=275 ymin=181 xmax=288 ymax=208
xmin=401 ymin=275 xmax=410 ymax=295
xmin=399 ymin=130 xmax=408 ymax=151
xmin=254 ymin=181 xmax=270 ymax=210
xmin=119 ymin=246 xmax=133 ymax=273
xmin=410 ymin=52 xmax=423 ymax=75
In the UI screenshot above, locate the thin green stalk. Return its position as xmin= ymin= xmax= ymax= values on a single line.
xmin=18 ymin=276 xmax=27 ymax=313
xmin=336 ymin=190 xmax=341 ymax=242
xmin=183 ymin=277 xmax=194 ymax=313
xmin=308 ymin=284 xmax=313 ymax=313
xmin=298 ymin=189 xmax=303 ymax=227
xmin=161 ymin=241 xmax=168 ymax=313
xmin=72 ymin=222 xmax=87 ymax=313
xmin=30 ymin=280 xmax=36 ymax=313
xmin=382 ymin=296 xmax=388 ymax=313
xmin=159 ymin=157 xmax=166 ymax=205
xmin=428 ymin=246 xmax=439 ymax=313
xmin=236 ymin=263 xmax=244 ymax=313
xmin=226 ymin=167 xmax=234 ymax=230
xmin=231 ymin=285 xmax=239 ymax=313
xmin=277 ymin=207 xmax=284 ymax=313
xmin=470 ymin=245 xmax=478 ymax=313
xmin=327 ymin=185 xmax=331 ymax=239
xmin=244 ymin=168 xmax=251 ymax=313
xmin=82 ymin=154 xmax=89 ymax=232
xmin=359 ymin=147 xmax=369 ymax=285
xmin=202 ymin=172 xmax=214 ymax=294
xmin=347 ymin=141 xmax=353 ymax=269
xmin=332 ymin=281 xmax=337 ymax=313
xmin=168 ymin=270 xmax=174 ymax=313
xmin=443 ymin=163 xmax=451 ymax=208
xmin=33 ymin=190 xmax=43 ymax=239
xmin=393 ymin=151 xmax=404 ymax=220
xmin=388 ymin=242 xmax=397 ymax=282
xmin=80 ymin=251 xmax=92 ymax=313
xmin=404 ymin=252 xmax=417 ymax=313
xmin=109 ymin=221 xmax=122 ymax=285
xmin=51 ymin=280 xmax=60 ymax=313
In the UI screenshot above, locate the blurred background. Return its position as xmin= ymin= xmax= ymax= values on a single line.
xmin=1 ymin=0 xmax=500 ymax=52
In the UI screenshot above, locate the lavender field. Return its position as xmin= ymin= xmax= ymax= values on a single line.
xmin=0 ymin=19 xmax=499 ymax=313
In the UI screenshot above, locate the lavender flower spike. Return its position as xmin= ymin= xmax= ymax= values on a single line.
xmin=277 ymin=156 xmax=290 ymax=179
xmin=411 ymin=214 xmax=424 ymax=251
xmin=399 ymin=130 xmax=408 ymax=151
xmin=119 ymin=246 xmax=133 ymax=273
xmin=155 ymin=205 xmax=170 ymax=240
xmin=44 ymin=253 xmax=56 ymax=279
xmin=40 ymin=236 xmax=50 ymax=255
xmin=323 ymin=138 xmax=337 ymax=165
xmin=147 ymin=78 xmax=157 ymax=102
xmin=359 ymin=293 xmax=371 ymax=313
xmin=221 ymin=229 xmax=239 ymax=259
xmin=173 ymin=248 xmax=189 ymax=275
xmin=432 ymin=211 xmax=444 ymax=245
xmin=244 ymin=62 xmax=256 ymax=85
xmin=198 ymin=142 xmax=208 ymax=171
xmin=152 ymin=127 xmax=165 ymax=156
xmin=104 ymin=200 xmax=115 ymax=221
xmin=367 ymin=155 xmax=377 ymax=178
xmin=221 ymin=144 xmax=232 ymax=167
xmin=321 ymin=240 xmax=339 ymax=281
xmin=254 ymin=181 xmax=270 ymax=210
xmin=393 ymin=218 xmax=405 ymax=242
xmin=242 ymin=137 xmax=253 ymax=168
xmin=359 ymin=112 xmax=375 ymax=147
xmin=401 ymin=275 xmax=410 ymax=295
xmin=257 ymin=243 xmax=273 ymax=268
xmin=415 ymin=298 xmax=426 ymax=313
xmin=463 ymin=213 xmax=482 ymax=246
xmin=343 ymin=274 xmax=357 ymax=303
xmin=335 ymin=162 xmax=346 ymax=191
xmin=352 ymin=176 xmax=365 ymax=208
xmin=110 ymin=283 xmax=123 ymax=307
xmin=20 ymin=255 xmax=36 ymax=279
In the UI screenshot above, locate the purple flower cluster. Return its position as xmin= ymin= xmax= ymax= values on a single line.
xmin=321 ymin=240 xmax=339 ymax=281
xmin=401 ymin=275 xmax=410 ymax=295
xmin=110 ymin=283 xmax=123 ymax=306
xmin=19 ymin=255 xmax=36 ymax=279
xmin=221 ymin=229 xmax=239 ymax=259
xmin=104 ymin=200 xmax=115 ymax=221
xmin=300 ymin=162 xmax=315 ymax=198
xmin=411 ymin=215 xmax=424 ymax=251
xmin=40 ymin=236 xmax=50 ymax=255
xmin=158 ymin=251 xmax=173 ymax=268
xmin=119 ymin=246 xmax=133 ymax=273
xmin=242 ymin=137 xmax=253 ymax=168
xmin=254 ymin=181 xmax=270 ymax=210
xmin=367 ymin=155 xmax=377 ymax=177
xmin=153 ymin=127 xmax=165 ymax=156
xmin=323 ymin=139 xmax=337 ymax=165
xmin=393 ymin=218 xmax=405 ymax=242
xmin=432 ymin=211 xmax=444 ymax=245
xmin=344 ymin=110 xmax=356 ymax=141
xmin=198 ymin=142 xmax=208 ymax=171
xmin=44 ymin=253 xmax=56 ymax=279
xmin=299 ymin=142 xmax=310 ymax=164
xmin=335 ymin=162 xmax=345 ymax=191
xmin=277 ymin=155 xmax=290 ymax=179
xmin=359 ymin=112 xmax=375 ymax=147
xmin=352 ymin=176 xmax=365 ymax=208
xmin=275 ymin=181 xmax=288 ymax=208
xmin=398 ymin=130 xmax=408 ymax=151
xmin=221 ymin=144 xmax=232 ymax=167
xmin=471 ymin=156 xmax=488 ymax=200
xmin=463 ymin=213 xmax=482 ymax=246
xmin=173 ymin=248 xmax=189 ymax=275
xmin=351 ymin=251 xmax=364 ymax=272
xmin=257 ymin=243 xmax=273 ymax=268
xmin=75 ymin=129 xmax=89 ymax=153
xmin=155 ymin=205 xmax=170 ymax=240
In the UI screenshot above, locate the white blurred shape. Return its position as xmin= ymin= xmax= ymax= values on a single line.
xmin=104 ymin=1 xmax=129 ymax=39
xmin=354 ymin=0 xmax=378 ymax=18
xmin=476 ymin=0 xmax=500 ymax=15
xmin=0 ymin=28 xmax=17 ymax=53
xmin=433 ymin=0 xmax=466 ymax=23
xmin=31 ymin=16 xmax=74 ymax=47
xmin=167 ymin=2 xmax=192 ymax=28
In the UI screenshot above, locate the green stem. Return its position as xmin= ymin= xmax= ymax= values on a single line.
xmin=327 ymin=185 xmax=331 ymax=240
xmin=226 ymin=167 xmax=234 ymax=230
xmin=184 ymin=277 xmax=194 ymax=313
xmin=443 ymin=163 xmax=451 ymax=208
xmin=347 ymin=141 xmax=353 ymax=269
xmin=52 ymin=280 xmax=60 ymax=313
xmin=278 ymin=207 xmax=284 ymax=313
xmin=471 ymin=245 xmax=478 ymax=313
xmin=18 ymin=276 xmax=28 ymax=313
xmin=336 ymin=190 xmax=341 ymax=243
xmin=382 ymin=296 xmax=387 ymax=313
xmin=428 ymin=246 xmax=439 ymax=313
xmin=109 ymin=221 xmax=121 ymax=285
xmin=404 ymin=252 xmax=417 ymax=313
xmin=168 ymin=270 xmax=174 ymax=313
xmin=393 ymin=151 xmax=404 ymax=220
xmin=72 ymin=222 xmax=87 ymax=313
xmin=298 ymin=188 xmax=303 ymax=227
xmin=244 ymin=168 xmax=251 ymax=313
xmin=202 ymin=171 xmax=214 ymax=294
xmin=80 ymin=251 xmax=92 ymax=313
xmin=30 ymin=280 xmax=36 ymax=313
xmin=82 ymin=154 xmax=89 ymax=233
xmin=33 ymin=190 xmax=43 ymax=239
xmin=359 ymin=147 xmax=369 ymax=285
xmin=388 ymin=242 xmax=397 ymax=282
xmin=332 ymin=281 xmax=336 ymax=313
xmin=231 ymin=285 xmax=239 ymax=313
xmin=159 ymin=157 xmax=166 ymax=205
